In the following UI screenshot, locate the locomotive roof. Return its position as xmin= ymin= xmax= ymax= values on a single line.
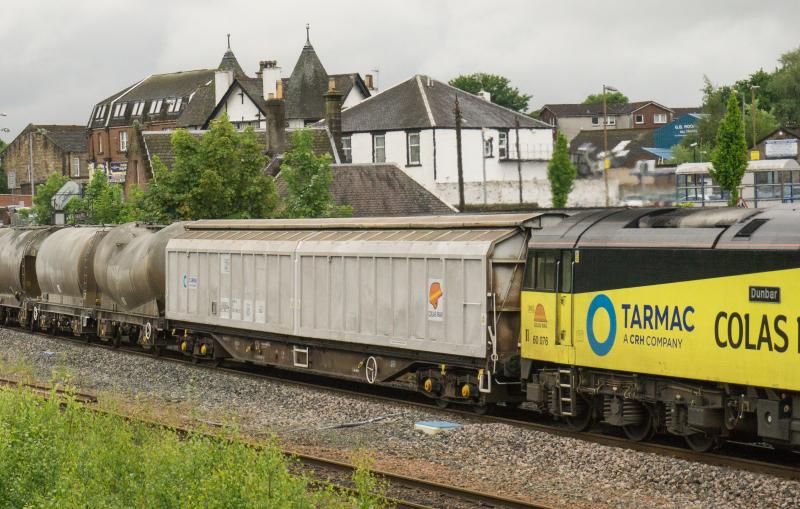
xmin=530 ymin=207 xmax=800 ymax=250
xmin=186 ymin=212 xmax=567 ymax=231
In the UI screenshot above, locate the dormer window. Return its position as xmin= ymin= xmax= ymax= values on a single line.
xmin=131 ymin=101 xmax=145 ymax=116
xmin=149 ymin=99 xmax=163 ymax=115
xmin=166 ymin=97 xmax=183 ymax=113
xmin=94 ymin=105 xmax=107 ymax=119
xmin=113 ymin=103 xmax=127 ymax=118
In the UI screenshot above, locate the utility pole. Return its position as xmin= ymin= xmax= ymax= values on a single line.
xmin=751 ymin=85 xmax=760 ymax=149
xmin=515 ymin=118 xmax=523 ymax=204
xmin=602 ymin=84 xmax=618 ymax=207
xmin=28 ymin=130 xmax=35 ymax=198
xmin=481 ymin=128 xmax=487 ymax=207
xmin=454 ymin=95 xmax=465 ymax=212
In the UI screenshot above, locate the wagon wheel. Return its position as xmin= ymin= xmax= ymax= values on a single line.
xmin=565 ymin=395 xmax=595 ymax=432
xmin=112 ymin=330 xmax=121 ymax=349
xmin=685 ymin=432 xmax=721 ymax=453
xmin=622 ymin=403 xmax=655 ymax=442
xmin=151 ymin=345 xmax=163 ymax=358
xmin=471 ymin=403 xmax=494 ymax=415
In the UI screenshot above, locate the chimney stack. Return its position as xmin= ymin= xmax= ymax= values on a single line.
xmin=266 ymin=97 xmax=286 ymax=155
xmin=365 ymin=74 xmax=374 ymax=90
xmin=214 ymin=69 xmax=234 ymax=105
xmin=324 ymin=81 xmax=344 ymax=162
xmin=478 ymin=89 xmax=492 ymax=102
xmin=261 ymin=60 xmax=281 ymax=100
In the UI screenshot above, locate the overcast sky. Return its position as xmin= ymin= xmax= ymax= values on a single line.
xmin=1 ymin=0 xmax=798 ymax=140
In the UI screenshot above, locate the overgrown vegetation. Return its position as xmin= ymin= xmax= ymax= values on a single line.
xmin=31 ymin=172 xmax=69 ymax=224
xmin=710 ymin=95 xmax=748 ymax=206
xmin=0 ymin=138 xmax=8 ymax=194
xmin=546 ymin=132 xmax=577 ymax=208
xmin=0 ymin=387 xmax=388 ymax=508
xmin=279 ymin=129 xmax=351 ymax=218
xmin=66 ymin=170 xmax=143 ymax=224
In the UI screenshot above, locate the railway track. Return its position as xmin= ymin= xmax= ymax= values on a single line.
xmin=4 ymin=325 xmax=800 ymax=486
xmin=0 ymin=373 xmax=550 ymax=509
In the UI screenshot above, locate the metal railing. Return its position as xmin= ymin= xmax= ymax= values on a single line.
xmin=676 ymin=179 xmax=800 ymax=207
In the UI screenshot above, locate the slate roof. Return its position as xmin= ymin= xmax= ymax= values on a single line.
xmin=38 ymin=125 xmax=88 ymax=153
xmin=570 ymin=128 xmax=656 ymax=167
xmin=541 ymin=101 xmax=673 ymax=118
xmin=275 ymin=163 xmax=454 ymax=216
xmin=175 ymin=81 xmax=216 ymax=128
xmin=330 ymin=73 xmax=369 ymax=102
xmin=285 ymin=42 xmax=329 ymax=121
xmin=671 ymin=106 xmax=703 ymax=117
xmin=340 ymin=75 xmax=551 ymax=132
xmin=218 ymin=49 xmax=247 ymax=78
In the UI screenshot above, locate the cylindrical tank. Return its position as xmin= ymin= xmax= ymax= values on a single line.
xmin=94 ymin=222 xmax=186 ymax=311
xmin=0 ymin=228 xmax=53 ymax=304
xmin=37 ymin=227 xmax=108 ymax=303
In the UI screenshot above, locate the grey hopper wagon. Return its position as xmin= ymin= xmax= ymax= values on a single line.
xmin=166 ymin=213 xmax=566 ymax=404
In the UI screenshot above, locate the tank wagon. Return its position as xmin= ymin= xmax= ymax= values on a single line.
xmin=0 ymin=227 xmax=53 ymax=325
xmin=165 ymin=214 xmax=565 ymax=408
xmin=520 ymin=207 xmax=800 ymax=450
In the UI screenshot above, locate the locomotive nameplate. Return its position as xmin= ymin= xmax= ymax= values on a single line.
xmin=749 ymin=286 xmax=780 ymax=303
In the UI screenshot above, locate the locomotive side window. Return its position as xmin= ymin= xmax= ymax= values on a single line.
xmin=560 ymin=251 xmax=573 ymax=293
xmin=523 ymin=250 xmax=573 ymax=292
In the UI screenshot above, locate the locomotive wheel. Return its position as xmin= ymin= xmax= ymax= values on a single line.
xmin=151 ymin=346 xmax=163 ymax=358
xmin=112 ymin=333 xmax=121 ymax=349
xmin=622 ymin=404 xmax=655 ymax=442
xmin=565 ymin=396 xmax=594 ymax=432
xmin=685 ymin=432 xmax=720 ymax=452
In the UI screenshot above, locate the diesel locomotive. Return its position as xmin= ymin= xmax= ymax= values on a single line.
xmin=1 ymin=207 xmax=798 ymax=452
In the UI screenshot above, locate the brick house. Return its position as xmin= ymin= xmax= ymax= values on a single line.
xmin=0 ymin=124 xmax=89 ymax=194
xmin=539 ymin=101 xmax=676 ymax=142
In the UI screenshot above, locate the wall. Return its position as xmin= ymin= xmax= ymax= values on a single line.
xmin=217 ymin=83 xmax=266 ymax=128
xmin=555 ymin=116 xmax=624 ymax=142
xmin=0 ymin=129 xmax=88 ymax=193
xmin=630 ymin=103 xmax=673 ymax=130
xmin=434 ymin=177 xmax=618 ymax=207
xmin=342 ymin=86 xmax=367 ymax=110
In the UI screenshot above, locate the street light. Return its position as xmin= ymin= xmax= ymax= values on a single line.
xmin=602 ymin=84 xmax=618 ymax=207
xmin=750 ymin=85 xmax=760 ymax=149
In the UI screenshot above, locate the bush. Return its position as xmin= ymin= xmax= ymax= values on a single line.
xmin=0 ymin=388 xmax=387 ymax=508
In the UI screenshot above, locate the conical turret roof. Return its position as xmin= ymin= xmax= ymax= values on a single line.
xmin=285 ymin=40 xmax=329 ymax=121
xmin=218 ymin=47 xmax=247 ymax=78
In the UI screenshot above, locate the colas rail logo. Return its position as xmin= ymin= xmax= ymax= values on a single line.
xmin=428 ymin=282 xmax=443 ymax=309
xmin=586 ymin=294 xmax=617 ymax=356
xmin=533 ymin=304 xmax=548 ymax=328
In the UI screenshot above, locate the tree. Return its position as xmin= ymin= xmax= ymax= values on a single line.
xmin=144 ymin=115 xmax=277 ymax=222
xmin=669 ymin=141 xmax=713 ymax=164
xmin=280 ymin=130 xmax=351 ymax=218
xmin=65 ymin=170 xmax=142 ymax=224
xmin=546 ymin=132 xmax=577 ymax=208
xmin=710 ymin=95 xmax=748 ymax=206
xmin=0 ymin=138 xmax=7 ymax=194
xmin=583 ymin=91 xmax=629 ymax=105
xmin=449 ymin=73 xmax=532 ymax=112
xmin=32 ymin=173 xmax=69 ymax=224
xmin=769 ymin=47 xmax=800 ymax=125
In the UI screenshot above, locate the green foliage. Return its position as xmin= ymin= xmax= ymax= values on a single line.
xmin=143 ymin=115 xmax=277 ymax=222
xmin=583 ymin=90 xmax=629 ymax=105
xmin=710 ymin=95 xmax=749 ymax=206
xmin=280 ymin=129 xmax=352 ymax=218
xmin=769 ymin=47 xmax=800 ymax=125
xmin=31 ymin=173 xmax=69 ymax=224
xmin=669 ymin=141 xmax=713 ymax=164
xmin=66 ymin=170 xmax=143 ymax=224
xmin=449 ymin=73 xmax=532 ymax=112
xmin=546 ymin=132 xmax=577 ymax=208
xmin=0 ymin=138 xmax=7 ymax=194
xmin=0 ymin=388 xmax=386 ymax=508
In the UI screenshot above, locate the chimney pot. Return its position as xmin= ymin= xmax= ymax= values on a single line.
xmin=328 ymin=77 xmax=337 ymax=92
xmin=276 ymin=80 xmax=283 ymax=99
xmin=262 ymin=63 xmax=282 ymax=100
xmin=365 ymin=74 xmax=374 ymax=90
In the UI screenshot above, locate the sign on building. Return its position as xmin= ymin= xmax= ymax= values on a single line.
xmin=109 ymin=162 xmax=127 ymax=183
xmin=765 ymin=139 xmax=798 ymax=159
xmin=7 ymin=172 xmax=16 ymax=190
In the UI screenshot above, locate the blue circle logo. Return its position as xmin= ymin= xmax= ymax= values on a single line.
xmin=586 ymin=294 xmax=616 ymax=356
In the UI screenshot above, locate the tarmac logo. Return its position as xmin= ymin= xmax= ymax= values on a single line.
xmin=587 ymin=294 xmax=617 ymax=356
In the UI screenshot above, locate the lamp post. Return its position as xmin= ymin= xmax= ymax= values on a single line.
xmin=750 ymin=85 xmax=760 ymax=149
xmin=602 ymin=84 xmax=618 ymax=207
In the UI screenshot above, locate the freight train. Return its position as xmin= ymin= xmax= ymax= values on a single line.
xmin=0 ymin=208 xmax=798 ymax=452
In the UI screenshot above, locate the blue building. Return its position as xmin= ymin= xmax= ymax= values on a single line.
xmin=652 ymin=113 xmax=702 ymax=149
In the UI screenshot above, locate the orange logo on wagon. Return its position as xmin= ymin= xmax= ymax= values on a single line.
xmin=429 ymin=282 xmax=443 ymax=309
xmin=533 ymin=304 xmax=548 ymax=327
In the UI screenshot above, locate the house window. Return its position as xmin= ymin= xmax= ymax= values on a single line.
xmin=498 ymin=131 xmax=509 ymax=159
xmin=166 ymin=98 xmax=183 ymax=113
xmin=605 ymin=116 xmax=616 ymax=126
xmin=94 ymin=105 xmax=107 ymax=119
xmin=98 ymin=135 xmax=103 ymax=154
xmin=132 ymin=101 xmax=145 ymax=116
xmin=635 ymin=114 xmax=644 ymax=124
xmin=407 ymin=131 xmax=421 ymax=165
xmin=119 ymin=131 xmax=128 ymax=152
xmin=71 ymin=157 xmax=80 ymax=177
xmin=113 ymin=103 xmax=127 ymax=118
xmin=373 ymin=134 xmax=386 ymax=163
xmin=654 ymin=113 xmax=667 ymax=124
xmin=342 ymin=135 xmax=352 ymax=163
xmin=484 ymin=137 xmax=494 ymax=158
xmin=149 ymin=99 xmax=163 ymax=115
xmin=591 ymin=116 xmax=599 ymax=126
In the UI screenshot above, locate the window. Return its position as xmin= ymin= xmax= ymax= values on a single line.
xmin=342 ymin=135 xmax=352 ymax=163
xmin=523 ymin=250 xmax=573 ymax=293
xmin=166 ymin=97 xmax=183 ymax=113
xmin=94 ymin=105 xmax=107 ymax=119
xmin=149 ymin=99 xmax=163 ymax=115
xmin=373 ymin=134 xmax=386 ymax=163
xmin=654 ymin=113 xmax=667 ymax=124
xmin=484 ymin=137 xmax=493 ymax=158
xmin=407 ymin=131 xmax=420 ymax=165
xmin=113 ymin=103 xmax=127 ymax=118
xmin=498 ymin=131 xmax=508 ymax=159
xmin=119 ymin=131 xmax=128 ymax=152
xmin=591 ymin=116 xmax=599 ymax=126
xmin=131 ymin=101 xmax=145 ymax=116
xmin=605 ymin=116 xmax=616 ymax=126
xmin=635 ymin=114 xmax=644 ymax=124
xmin=71 ymin=157 xmax=80 ymax=177
xmin=97 ymin=135 xmax=103 ymax=154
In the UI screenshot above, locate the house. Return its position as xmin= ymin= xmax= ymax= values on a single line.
xmin=184 ymin=29 xmax=373 ymax=132
xmin=332 ymin=75 xmax=617 ymax=208
xmin=0 ymin=124 xmax=89 ymax=195
xmin=539 ymin=101 xmax=676 ymax=142
xmin=751 ymin=125 xmax=800 ymax=163
xmin=275 ymin=163 xmax=454 ymax=216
